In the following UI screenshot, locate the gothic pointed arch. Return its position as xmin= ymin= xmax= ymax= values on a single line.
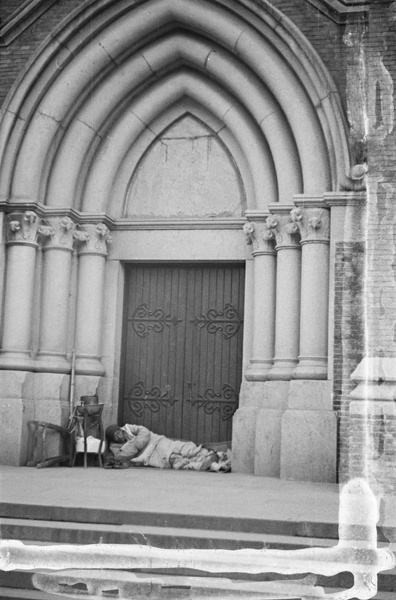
xmin=0 ymin=0 xmax=350 ymax=214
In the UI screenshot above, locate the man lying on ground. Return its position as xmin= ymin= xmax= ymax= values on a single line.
xmin=105 ymin=423 xmax=231 ymax=472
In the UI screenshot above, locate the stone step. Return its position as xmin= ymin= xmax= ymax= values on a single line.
xmin=1 ymin=506 xmax=395 ymax=598
xmin=0 ymin=502 xmax=340 ymax=539
xmin=0 ymin=517 xmax=340 ymax=548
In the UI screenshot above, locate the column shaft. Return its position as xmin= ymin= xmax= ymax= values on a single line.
xmin=243 ymin=222 xmax=276 ymax=381
xmin=0 ymin=212 xmax=39 ymax=370
xmin=74 ymin=224 xmax=111 ymax=376
xmin=291 ymin=205 xmax=330 ymax=379
xmin=297 ymin=242 xmax=329 ymax=376
xmin=75 ymin=255 xmax=106 ymax=359
xmin=2 ymin=246 xmax=37 ymax=351
xmin=266 ymin=214 xmax=301 ymax=380
xmin=36 ymin=218 xmax=76 ymax=373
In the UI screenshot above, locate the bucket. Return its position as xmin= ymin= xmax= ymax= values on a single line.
xmin=80 ymin=395 xmax=99 ymax=405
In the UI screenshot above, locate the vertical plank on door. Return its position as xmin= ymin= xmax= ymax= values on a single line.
xmin=120 ymin=263 xmax=244 ymax=443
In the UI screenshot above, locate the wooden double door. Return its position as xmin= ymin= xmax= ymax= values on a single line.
xmin=119 ymin=263 xmax=245 ymax=443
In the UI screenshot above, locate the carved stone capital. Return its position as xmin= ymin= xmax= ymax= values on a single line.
xmin=38 ymin=216 xmax=77 ymax=251
xmin=265 ymin=214 xmax=300 ymax=250
xmin=7 ymin=211 xmax=40 ymax=246
xmin=290 ymin=207 xmax=330 ymax=244
xmin=74 ymin=223 xmax=112 ymax=257
xmin=243 ymin=221 xmax=275 ymax=255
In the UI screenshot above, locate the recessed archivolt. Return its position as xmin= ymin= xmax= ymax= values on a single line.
xmin=0 ymin=0 xmax=350 ymax=209
xmin=43 ymin=33 xmax=298 ymax=213
xmin=79 ymin=68 xmax=279 ymax=214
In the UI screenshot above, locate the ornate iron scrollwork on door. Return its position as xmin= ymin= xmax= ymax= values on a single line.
xmin=187 ymin=383 xmax=238 ymax=420
xmin=127 ymin=381 xmax=179 ymax=417
xmin=190 ymin=303 xmax=243 ymax=339
xmin=129 ymin=303 xmax=181 ymax=337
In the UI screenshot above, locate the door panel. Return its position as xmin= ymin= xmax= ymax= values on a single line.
xmin=120 ymin=263 xmax=244 ymax=443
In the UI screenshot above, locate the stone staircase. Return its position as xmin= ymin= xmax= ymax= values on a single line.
xmin=0 ymin=502 xmax=395 ymax=600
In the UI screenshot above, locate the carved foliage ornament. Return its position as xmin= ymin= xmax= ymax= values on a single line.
xmin=265 ymin=214 xmax=300 ymax=247
xmin=6 ymin=213 xmax=112 ymax=253
xmin=74 ymin=223 xmax=112 ymax=254
xmin=243 ymin=221 xmax=275 ymax=253
xmin=73 ymin=230 xmax=90 ymax=243
xmin=7 ymin=211 xmax=39 ymax=243
xmin=290 ymin=207 xmax=330 ymax=242
xmin=243 ymin=222 xmax=254 ymax=244
xmin=38 ymin=216 xmax=77 ymax=249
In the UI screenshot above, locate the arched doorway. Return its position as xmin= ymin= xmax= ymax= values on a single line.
xmin=0 ymin=0 xmax=349 ymax=473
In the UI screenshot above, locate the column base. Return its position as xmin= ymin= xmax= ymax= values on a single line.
xmin=35 ymin=352 xmax=71 ymax=374
xmin=293 ymin=356 xmax=327 ymax=379
xmin=244 ymin=359 xmax=272 ymax=381
xmin=0 ymin=371 xmax=33 ymax=465
xmin=75 ymin=355 xmax=105 ymax=376
xmin=231 ymin=407 xmax=260 ymax=473
xmin=233 ymin=381 xmax=289 ymax=475
xmin=0 ymin=371 xmax=70 ymax=465
xmin=0 ymin=397 xmax=33 ymax=465
xmin=254 ymin=408 xmax=283 ymax=477
xmin=0 ymin=351 xmax=35 ymax=371
xmin=280 ymin=380 xmax=336 ymax=483
xmin=267 ymin=359 xmax=298 ymax=381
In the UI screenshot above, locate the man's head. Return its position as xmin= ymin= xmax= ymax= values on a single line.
xmin=105 ymin=425 xmax=127 ymax=444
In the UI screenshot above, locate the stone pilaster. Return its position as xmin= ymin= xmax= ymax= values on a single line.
xmin=243 ymin=221 xmax=276 ymax=381
xmin=74 ymin=223 xmax=112 ymax=375
xmin=290 ymin=203 xmax=330 ymax=379
xmin=266 ymin=211 xmax=301 ymax=380
xmin=0 ymin=211 xmax=40 ymax=370
xmin=36 ymin=217 xmax=77 ymax=373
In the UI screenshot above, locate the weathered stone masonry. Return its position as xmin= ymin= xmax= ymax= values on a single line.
xmin=0 ymin=1 xmax=395 ymax=490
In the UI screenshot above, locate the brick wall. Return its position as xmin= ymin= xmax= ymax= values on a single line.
xmin=0 ymin=0 xmax=81 ymax=108
xmin=333 ymin=241 xmax=366 ymax=481
xmin=349 ymin=407 xmax=396 ymax=494
xmin=0 ymin=0 xmax=26 ymax=23
xmin=346 ymin=2 xmax=396 ymax=490
xmin=269 ymin=0 xmax=348 ymax=110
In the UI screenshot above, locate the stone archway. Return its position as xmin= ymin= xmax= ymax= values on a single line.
xmin=0 ymin=0 xmax=349 ymax=468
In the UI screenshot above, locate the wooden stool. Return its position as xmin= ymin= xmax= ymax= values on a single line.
xmin=71 ymin=403 xmax=105 ymax=467
xmin=27 ymin=421 xmax=71 ymax=468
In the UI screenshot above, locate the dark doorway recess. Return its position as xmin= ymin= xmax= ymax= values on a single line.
xmin=119 ymin=263 xmax=245 ymax=443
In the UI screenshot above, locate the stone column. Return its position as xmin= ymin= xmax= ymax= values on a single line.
xmin=243 ymin=221 xmax=276 ymax=381
xmin=0 ymin=211 xmax=40 ymax=371
xmin=36 ymin=217 xmax=77 ymax=373
xmin=74 ymin=223 xmax=112 ymax=376
xmin=266 ymin=212 xmax=301 ymax=380
xmin=291 ymin=203 xmax=330 ymax=379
